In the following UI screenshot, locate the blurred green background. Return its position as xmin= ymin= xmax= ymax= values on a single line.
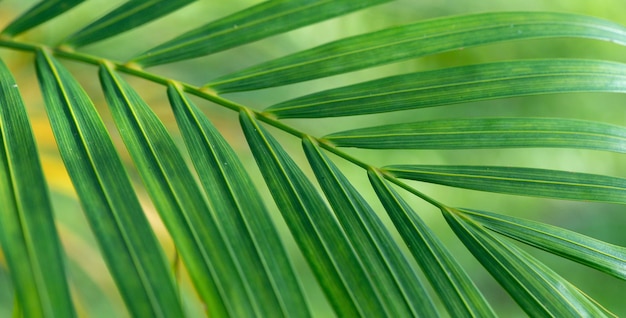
xmin=1 ymin=0 xmax=626 ymax=316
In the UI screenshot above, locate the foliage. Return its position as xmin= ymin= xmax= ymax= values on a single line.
xmin=0 ymin=0 xmax=625 ymax=317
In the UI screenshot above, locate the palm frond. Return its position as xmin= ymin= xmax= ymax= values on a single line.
xmin=0 ymin=0 xmax=625 ymax=316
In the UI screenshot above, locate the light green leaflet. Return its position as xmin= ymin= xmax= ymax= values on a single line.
xmin=240 ymin=111 xmax=386 ymax=317
xmin=167 ymin=85 xmax=309 ymax=317
xmin=0 ymin=58 xmax=75 ymax=317
xmin=35 ymin=51 xmax=183 ymax=317
xmin=302 ymin=138 xmax=436 ymax=317
xmin=62 ymin=0 xmax=196 ymax=48
xmin=324 ymin=117 xmax=626 ymax=153
xmin=386 ymin=165 xmax=626 ymax=204
xmin=268 ymin=59 xmax=626 ymax=118
xmin=368 ymin=170 xmax=496 ymax=317
xmin=458 ymin=208 xmax=626 ymax=280
xmin=1 ymin=0 xmax=84 ymax=37
xmin=99 ymin=66 xmax=257 ymax=318
xmin=207 ymin=12 xmax=626 ymax=93
xmin=443 ymin=207 xmax=614 ymax=317
xmin=132 ymin=0 xmax=391 ymax=67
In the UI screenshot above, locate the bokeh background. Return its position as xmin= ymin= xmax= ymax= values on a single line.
xmin=1 ymin=0 xmax=626 ymax=316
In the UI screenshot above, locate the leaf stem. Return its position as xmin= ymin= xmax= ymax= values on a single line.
xmin=0 ymin=38 xmax=444 ymax=209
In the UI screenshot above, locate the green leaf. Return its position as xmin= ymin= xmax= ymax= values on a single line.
xmin=367 ymin=170 xmax=496 ymax=317
xmin=132 ymin=0 xmax=392 ymax=67
xmin=1 ymin=0 xmax=84 ymax=37
xmin=99 ymin=65 xmax=258 ymax=318
xmin=0 ymin=57 xmax=75 ymax=317
xmin=207 ymin=12 xmax=626 ymax=93
xmin=386 ymin=165 xmax=626 ymax=204
xmin=268 ymin=59 xmax=626 ymax=118
xmin=240 ymin=111 xmax=386 ymax=317
xmin=62 ymin=0 xmax=196 ymax=48
xmin=35 ymin=50 xmax=184 ymax=317
xmin=324 ymin=117 xmax=626 ymax=153
xmin=458 ymin=208 xmax=626 ymax=280
xmin=302 ymin=137 xmax=437 ymax=317
xmin=167 ymin=85 xmax=309 ymax=317
xmin=442 ymin=207 xmax=613 ymax=317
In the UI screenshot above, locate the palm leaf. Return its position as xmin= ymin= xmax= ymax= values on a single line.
xmin=368 ymin=170 xmax=496 ymax=317
xmin=442 ymin=207 xmax=614 ymax=317
xmin=35 ymin=50 xmax=183 ymax=317
xmin=324 ymin=117 xmax=626 ymax=152
xmin=385 ymin=165 xmax=626 ymax=204
xmin=302 ymin=137 xmax=436 ymax=317
xmin=167 ymin=85 xmax=309 ymax=317
xmin=99 ymin=65 xmax=261 ymax=317
xmin=132 ymin=0 xmax=392 ymax=67
xmin=207 ymin=12 xmax=626 ymax=92
xmin=62 ymin=0 xmax=196 ymax=48
xmin=1 ymin=0 xmax=625 ymax=316
xmin=240 ymin=111 xmax=386 ymax=317
xmin=458 ymin=208 xmax=626 ymax=280
xmin=0 ymin=0 xmax=84 ymax=37
xmin=268 ymin=59 xmax=626 ymax=118
xmin=0 ymin=57 xmax=75 ymax=317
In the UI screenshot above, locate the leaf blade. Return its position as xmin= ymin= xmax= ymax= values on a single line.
xmin=240 ymin=111 xmax=386 ymax=317
xmin=167 ymin=85 xmax=309 ymax=317
xmin=99 ymin=66 xmax=258 ymax=317
xmin=1 ymin=0 xmax=84 ymax=37
xmin=0 ymin=57 xmax=75 ymax=317
xmin=443 ymin=207 xmax=612 ymax=317
xmin=62 ymin=0 xmax=196 ymax=48
xmin=35 ymin=50 xmax=184 ymax=317
xmin=132 ymin=0 xmax=392 ymax=67
xmin=269 ymin=59 xmax=626 ymax=118
xmin=368 ymin=170 xmax=496 ymax=317
xmin=459 ymin=208 xmax=626 ymax=280
xmin=325 ymin=117 xmax=626 ymax=153
xmin=302 ymin=138 xmax=437 ymax=317
xmin=208 ymin=12 xmax=626 ymax=93
xmin=386 ymin=165 xmax=626 ymax=204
